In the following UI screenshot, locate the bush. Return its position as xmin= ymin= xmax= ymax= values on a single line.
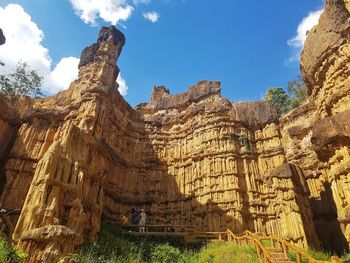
xmin=287 ymin=249 xmax=331 ymax=263
xmin=288 ymin=251 xmax=307 ymax=263
xmin=341 ymin=252 xmax=350 ymax=261
xmin=193 ymin=242 xmax=260 ymax=263
xmin=307 ymin=249 xmax=331 ymax=261
xmin=260 ymin=239 xmax=272 ymax=247
xmin=0 ymin=233 xmax=26 ymax=263
xmin=150 ymin=243 xmax=184 ymax=263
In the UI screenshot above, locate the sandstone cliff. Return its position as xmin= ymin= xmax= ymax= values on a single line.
xmin=279 ymin=0 xmax=350 ymax=252
xmin=0 ymin=26 xmax=319 ymax=261
xmin=0 ymin=0 xmax=350 ymax=261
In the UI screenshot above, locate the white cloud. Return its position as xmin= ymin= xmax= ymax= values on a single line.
xmin=143 ymin=11 xmax=160 ymax=23
xmin=69 ymin=0 xmax=134 ymax=25
xmin=0 ymin=4 xmax=79 ymax=95
xmin=133 ymin=0 xmax=150 ymax=4
xmin=44 ymin=57 xmax=80 ymax=94
xmin=117 ymin=73 xmax=128 ymax=96
xmin=286 ymin=8 xmax=323 ymax=63
xmin=0 ymin=4 xmax=51 ymax=77
xmin=288 ymin=9 xmax=324 ymax=48
xmin=0 ymin=4 xmax=128 ymax=97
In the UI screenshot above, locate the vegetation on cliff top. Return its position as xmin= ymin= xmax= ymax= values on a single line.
xmin=264 ymin=77 xmax=308 ymax=117
xmin=0 ymin=61 xmax=43 ymax=101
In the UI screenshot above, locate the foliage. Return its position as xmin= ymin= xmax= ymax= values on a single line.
xmin=0 ymin=61 xmax=43 ymax=99
xmin=68 ymin=220 xmax=348 ymax=263
xmin=287 ymin=77 xmax=308 ymax=109
xmin=288 ymin=249 xmax=331 ymax=263
xmin=150 ymin=243 xmax=184 ymax=263
xmin=191 ymin=243 xmax=260 ymax=263
xmin=260 ymin=239 xmax=272 ymax=247
xmin=307 ymin=249 xmax=331 ymax=261
xmin=0 ymin=232 xmax=26 ymax=263
xmin=66 ymin=221 xmax=262 ymax=263
xmin=264 ymin=87 xmax=290 ymax=117
xmin=264 ymin=76 xmax=309 ymax=117
xmin=341 ymin=252 xmax=350 ymax=261
xmin=288 ymin=251 xmax=307 ymax=263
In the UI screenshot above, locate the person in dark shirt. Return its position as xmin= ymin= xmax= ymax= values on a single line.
xmin=130 ymin=208 xmax=139 ymax=227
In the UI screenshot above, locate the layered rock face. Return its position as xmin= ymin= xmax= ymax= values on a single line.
xmin=279 ymin=0 xmax=350 ymax=253
xmin=1 ymin=0 xmax=350 ymax=260
xmin=0 ymin=26 xmax=145 ymax=262
xmin=135 ymin=84 xmax=318 ymax=249
xmin=0 ymin=26 xmax=320 ymax=261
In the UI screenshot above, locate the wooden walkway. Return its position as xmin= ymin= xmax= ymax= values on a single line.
xmin=122 ymin=225 xmax=343 ymax=263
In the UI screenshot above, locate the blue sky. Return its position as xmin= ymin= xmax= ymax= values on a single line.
xmin=0 ymin=0 xmax=324 ymax=107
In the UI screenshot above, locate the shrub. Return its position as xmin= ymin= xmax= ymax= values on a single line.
xmin=150 ymin=243 xmax=184 ymax=263
xmin=0 ymin=233 xmax=26 ymax=263
xmin=307 ymin=249 xmax=331 ymax=261
xmin=341 ymin=252 xmax=350 ymax=261
xmin=193 ymin=242 xmax=260 ymax=263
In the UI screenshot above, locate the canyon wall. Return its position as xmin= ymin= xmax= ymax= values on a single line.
xmin=0 ymin=0 xmax=349 ymax=261
xmin=134 ymin=83 xmax=318 ymax=248
xmin=279 ymin=0 xmax=350 ymax=253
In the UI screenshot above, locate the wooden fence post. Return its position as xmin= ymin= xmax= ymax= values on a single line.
xmin=227 ymin=231 xmax=232 ymax=242
xmin=296 ymin=253 xmax=302 ymax=263
xmin=282 ymin=243 xmax=288 ymax=258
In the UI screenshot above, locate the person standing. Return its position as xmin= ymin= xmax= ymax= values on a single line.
xmin=120 ymin=212 xmax=129 ymax=225
xmin=139 ymin=209 xmax=146 ymax=232
xmin=131 ymin=208 xmax=139 ymax=232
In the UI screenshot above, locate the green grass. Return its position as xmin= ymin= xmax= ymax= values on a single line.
xmin=307 ymin=249 xmax=331 ymax=261
xmin=0 ymin=233 xmax=26 ymax=263
xmin=341 ymin=252 xmax=350 ymax=261
xmin=260 ymin=239 xmax=272 ymax=247
xmin=288 ymin=249 xmax=333 ymax=263
xmin=191 ymin=242 xmax=261 ymax=263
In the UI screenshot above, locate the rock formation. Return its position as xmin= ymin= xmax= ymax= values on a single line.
xmin=0 ymin=0 xmax=350 ymax=261
xmin=0 ymin=29 xmax=5 ymax=45
xmin=280 ymin=0 xmax=350 ymax=253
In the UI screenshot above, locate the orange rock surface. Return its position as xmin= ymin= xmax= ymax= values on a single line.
xmin=0 ymin=0 xmax=350 ymax=261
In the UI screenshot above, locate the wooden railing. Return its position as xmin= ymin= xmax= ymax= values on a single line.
xmin=190 ymin=229 xmax=342 ymax=263
xmin=226 ymin=229 xmax=276 ymax=263
xmin=250 ymin=231 xmax=342 ymax=263
xmin=229 ymin=230 xmax=342 ymax=263
xmin=121 ymin=224 xmax=188 ymax=233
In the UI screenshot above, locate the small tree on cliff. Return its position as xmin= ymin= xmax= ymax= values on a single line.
xmin=0 ymin=61 xmax=43 ymax=99
xmin=287 ymin=76 xmax=308 ymax=109
xmin=264 ymin=87 xmax=289 ymax=117
xmin=264 ymin=77 xmax=309 ymax=117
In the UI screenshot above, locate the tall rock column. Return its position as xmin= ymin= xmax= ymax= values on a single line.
xmin=284 ymin=0 xmax=350 ymax=252
xmin=12 ymin=26 xmax=126 ymax=262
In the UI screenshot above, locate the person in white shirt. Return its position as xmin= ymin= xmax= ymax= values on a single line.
xmin=139 ymin=209 xmax=146 ymax=232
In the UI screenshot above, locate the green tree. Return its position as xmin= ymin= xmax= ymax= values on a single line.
xmin=0 ymin=61 xmax=43 ymax=99
xmin=264 ymin=87 xmax=290 ymax=117
xmin=287 ymin=76 xmax=308 ymax=110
